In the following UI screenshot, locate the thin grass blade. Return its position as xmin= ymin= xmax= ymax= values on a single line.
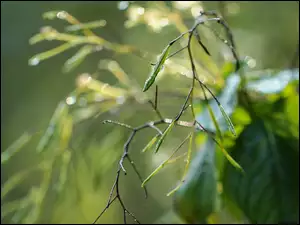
xmin=142 ymin=134 xmax=160 ymax=153
xmin=154 ymin=121 xmax=175 ymax=153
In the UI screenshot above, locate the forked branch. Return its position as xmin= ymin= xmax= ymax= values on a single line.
xmin=93 ymin=10 xmax=242 ymax=224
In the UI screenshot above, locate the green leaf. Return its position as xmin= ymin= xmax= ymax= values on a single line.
xmin=219 ymin=105 xmax=236 ymax=136
xmin=1 ymin=132 xmax=32 ymax=164
xmin=36 ymin=102 xmax=68 ymax=153
xmin=65 ymin=20 xmax=107 ymax=32
xmin=167 ymin=132 xmax=194 ymax=196
xmin=1 ymin=165 xmax=41 ymax=199
xmin=142 ymin=133 xmax=191 ymax=187
xmin=223 ymin=120 xmax=299 ymax=223
xmin=42 ymin=11 xmax=62 ymax=20
xmin=55 ymin=150 xmax=71 ymax=192
xmin=218 ymin=144 xmax=244 ymax=174
xmin=29 ymin=41 xmax=83 ymax=66
xmin=246 ymin=69 xmax=299 ymax=94
xmin=197 ymin=74 xmax=241 ymax=133
xmin=63 ymin=45 xmax=94 ymax=73
xmin=154 ymin=121 xmax=175 ymax=153
xmin=142 ymin=44 xmax=171 ymax=92
xmin=141 ymin=134 xmax=160 ymax=153
xmin=173 ymin=138 xmax=218 ymax=223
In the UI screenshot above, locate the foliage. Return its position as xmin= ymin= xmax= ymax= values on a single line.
xmin=1 ymin=1 xmax=299 ymax=224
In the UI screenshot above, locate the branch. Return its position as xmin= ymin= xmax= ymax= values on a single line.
xmin=94 ymin=10 xmax=240 ymax=224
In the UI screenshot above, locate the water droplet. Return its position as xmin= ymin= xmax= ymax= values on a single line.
xmin=66 ymin=96 xmax=76 ymax=105
xmin=118 ymin=1 xmax=129 ymax=10
xmin=57 ymin=11 xmax=67 ymax=19
xmin=29 ymin=57 xmax=40 ymax=66
xmin=245 ymin=57 xmax=256 ymax=68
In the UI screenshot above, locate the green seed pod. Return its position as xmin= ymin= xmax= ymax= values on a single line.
xmin=142 ymin=44 xmax=171 ymax=92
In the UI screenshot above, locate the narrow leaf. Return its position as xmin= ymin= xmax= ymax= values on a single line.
xmin=154 ymin=121 xmax=175 ymax=153
xmin=207 ymin=104 xmax=222 ymax=140
xmin=197 ymin=74 xmax=241 ymax=134
xmin=59 ymin=115 xmax=73 ymax=150
xmin=55 ymin=150 xmax=71 ymax=192
xmin=42 ymin=11 xmax=61 ymax=20
xmin=37 ymin=102 xmax=68 ymax=153
xmin=63 ymin=45 xmax=94 ymax=73
xmin=1 ymin=166 xmax=40 ymax=199
xmin=204 ymin=103 xmax=243 ymax=172
xmin=65 ymin=20 xmax=107 ymax=32
xmin=219 ymin=145 xmax=244 ymax=173
xmin=1 ymin=132 xmax=32 ymax=164
xmin=167 ymin=132 xmax=194 ymax=196
xmin=166 ymin=152 xmax=187 ymax=165
xmin=142 ymin=133 xmax=191 ymax=187
xmin=167 ymin=181 xmax=183 ymax=197
xmin=219 ymin=104 xmax=236 ymax=136
xmin=29 ymin=41 xmax=82 ymax=66
xmin=142 ymin=44 xmax=171 ymax=92
xmin=142 ymin=134 xmax=160 ymax=153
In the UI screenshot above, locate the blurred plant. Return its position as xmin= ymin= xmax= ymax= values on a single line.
xmin=1 ymin=1 xmax=299 ymax=224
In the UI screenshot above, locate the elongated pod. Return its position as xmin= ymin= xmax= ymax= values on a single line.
xmin=142 ymin=44 xmax=171 ymax=92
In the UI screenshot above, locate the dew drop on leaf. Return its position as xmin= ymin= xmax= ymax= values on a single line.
xmin=66 ymin=96 xmax=76 ymax=105
xmin=29 ymin=58 xmax=40 ymax=66
xmin=57 ymin=11 xmax=67 ymax=19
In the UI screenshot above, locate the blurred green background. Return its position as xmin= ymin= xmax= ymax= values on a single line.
xmin=1 ymin=1 xmax=299 ymax=224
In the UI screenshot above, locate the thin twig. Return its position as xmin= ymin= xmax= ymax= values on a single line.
xmin=95 ymin=10 xmax=241 ymax=224
xmin=148 ymin=100 xmax=163 ymax=120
